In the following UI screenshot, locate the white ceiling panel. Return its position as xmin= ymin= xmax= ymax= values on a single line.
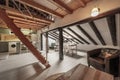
xmin=64 ymin=28 xmax=85 ymax=44
xmin=80 ymin=23 xmax=102 ymax=45
xmin=70 ymin=26 xmax=93 ymax=44
xmin=33 ymin=0 xmax=58 ymax=10
xmin=94 ymin=18 xmax=112 ymax=45
xmin=116 ymin=13 xmax=120 ymax=47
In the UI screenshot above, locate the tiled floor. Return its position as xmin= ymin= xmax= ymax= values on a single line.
xmin=46 ymin=50 xmax=87 ymax=77
xmin=0 ymin=50 xmax=88 ymax=80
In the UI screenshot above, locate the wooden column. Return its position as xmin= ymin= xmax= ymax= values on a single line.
xmin=40 ymin=33 xmax=43 ymax=50
xmin=45 ymin=32 xmax=49 ymax=61
xmin=58 ymin=28 xmax=64 ymax=60
xmin=0 ymin=8 xmax=50 ymax=68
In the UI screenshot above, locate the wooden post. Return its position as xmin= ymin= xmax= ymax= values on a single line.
xmin=58 ymin=28 xmax=64 ymax=60
xmin=40 ymin=33 xmax=43 ymax=50
xmin=0 ymin=8 xmax=50 ymax=68
xmin=45 ymin=32 xmax=49 ymax=61
xmin=6 ymin=0 xmax=9 ymax=7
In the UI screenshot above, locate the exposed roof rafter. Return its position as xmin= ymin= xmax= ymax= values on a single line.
xmin=107 ymin=15 xmax=117 ymax=46
xmin=49 ymin=31 xmax=73 ymax=43
xmin=48 ymin=36 xmax=56 ymax=40
xmin=89 ymin=21 xmax=106 ymax=45
xmin=78 ymin=0 xmax=86 ymax=7
xmin=53 ymin=31 xmax=76 ymax=43
xmin=77 ymin=25 xmax=98 ymax=45
xmin=63 ymin=30 xmax=84 ymax=44
xmin=67 ymin=28 xmax=90 ymax=44
xmin=48 ymin=32 xmax=59 ymax=39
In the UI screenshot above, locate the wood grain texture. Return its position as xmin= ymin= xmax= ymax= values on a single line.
xmin=0 ymin=8 xmax=50 ymax=68
xmin=55 ymin=64 xmax=114 ymax=80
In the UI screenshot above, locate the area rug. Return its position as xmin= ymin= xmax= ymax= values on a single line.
xmin=65 ymin=53 xmax=84 ymax=59
xmin=45 ymin=73 xmax=64 ymax=80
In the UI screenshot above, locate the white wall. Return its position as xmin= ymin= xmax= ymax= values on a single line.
xmin=42 ymin=34 xmax=46 ymax=51
xmin=49 ymin=0 xmax=120 ymax=30
xmin=77 ymin=44 xmax=120 ymax=51
xmin=48 ymin=38 xmax=55 ymax=47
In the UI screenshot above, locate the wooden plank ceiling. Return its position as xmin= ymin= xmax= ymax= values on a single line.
xmin=0 ymin=0 xmax=93 ymax=30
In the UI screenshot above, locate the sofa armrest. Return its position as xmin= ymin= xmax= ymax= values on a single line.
xmin=87 ymin=48 xmax=101 ymax=57
xmin=106 ymin=52 xmax=120 ymax=60
xmin=104 ymin=52 xmax=120 ymax=73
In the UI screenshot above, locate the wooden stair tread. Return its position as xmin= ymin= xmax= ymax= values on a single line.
xmin=54 ymin=64 xmax=114 ymax=80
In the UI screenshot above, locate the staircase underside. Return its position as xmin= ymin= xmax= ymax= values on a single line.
xmin=0 ymin=8 xmax=50 ymax=68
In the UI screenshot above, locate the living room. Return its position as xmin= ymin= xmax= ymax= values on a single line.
xmin=0 ymin=0 xmax=120 ymax=80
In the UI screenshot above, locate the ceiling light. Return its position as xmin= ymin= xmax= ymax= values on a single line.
xmin=91 ymin=7 xmax=100 ymax=17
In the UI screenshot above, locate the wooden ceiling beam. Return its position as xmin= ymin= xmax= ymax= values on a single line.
xmin=67 ymin=28 xmax=90 ymax=44
xmin=89 ymin=22 xmax=106 ymax=45
xmin=15 ymin=22 xmax=42 ymax=27
xmin=15 ymin=23 xmax=41 ymax=29
xmin=0 ymin=5 xmax=53 ymax=23
xmin=9 ymin=15 xmax=50 ymax=25
xmin=48 ymin=35 xmax=56 ymax=40
xmin=48 ymin=33 xmax=58 ymax=39
xmin=52 ymin=0 xmax=73 ymax=14
xmin=107 ymin=15 xmax=117 ymax=46
xmin=15 ymin=23 xmax=33 ymax=27
xmin=14 ymin=21 xmax=44 ymax=29
xmin=49 ymin=32 xmax=59 ymax=38
xmin=49 ymin=30 xmax=75 ymax=42
xmin=50 ymin=31 xmax=68 ymax=40
xmin=63 ymin=30 xmax=84 ymax=44
xmin=70 ymin=39 xmax=79 ymax=44
xmin=49 ymin=31 xmax=73 ymax=42
xmin=14 ymin=22 xmax=42 ymax=28
xmin=77 ymin=25 xmax=98 ymax=45
xmin=14 ymin=20 xmax=44 ymax=26
xmin=49 ymin=31 xmax=59 ymax=37
xmin=7 ymin=10 xmax=53 ymax=23
xmin=15 ymin=0 xmax=64 ymax=17
xmin=53 ymin=31 xmax=73 ymax=42
xmin=13 ymin=19 xmax=47 ymax=26
xmin=78 ymin=0 xmax=86 ymax=7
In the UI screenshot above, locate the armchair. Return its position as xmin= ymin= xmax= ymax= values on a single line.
xmin=87 ymin=48 xmax=120 ymax=77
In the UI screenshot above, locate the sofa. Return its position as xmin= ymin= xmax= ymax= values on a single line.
xmin=87 ymin=48 xmax=120 ymax=77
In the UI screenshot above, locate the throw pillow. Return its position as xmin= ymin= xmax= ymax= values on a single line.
xmin=109 ymin=50 xmax=118 ymax=55
xmin=99 ymin=49 xmax=111 ymax=58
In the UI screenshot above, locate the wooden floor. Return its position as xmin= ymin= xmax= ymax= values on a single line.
xmin=46 ymin=50 xmax=87 ymax=77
